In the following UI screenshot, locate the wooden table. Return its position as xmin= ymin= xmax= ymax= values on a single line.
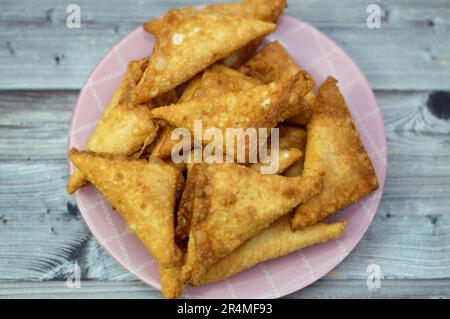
xmin=1 ymin=0 xmax=449 ymax=298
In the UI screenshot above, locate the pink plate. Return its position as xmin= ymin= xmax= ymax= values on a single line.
xmin=68 ymin=15 xmax=387 ymax=299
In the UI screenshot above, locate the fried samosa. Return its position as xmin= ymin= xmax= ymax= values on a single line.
xmin=67 ymin=58 xmax=159 ymax=194
xmin=143 ymin=0 xmax=287 ymax=68
xmin=193 ymin=216 xmax=347 ymax=285
xmin=291 ymin=77 xmax=379 ymax=229
xmin=150 ymin=71 xmax=313 ymax=160
xmin=239 ymin=41 xmax=316 ymax=126
xmin=68 ymin=148 xmax=184 ymax=267
xmin=134 ymin=9 xmax=276 ymax=103
xmin=179 ymin=163 xmax=323 ymax=283
xmin=151 ymin=66 xmax=260 ymax=160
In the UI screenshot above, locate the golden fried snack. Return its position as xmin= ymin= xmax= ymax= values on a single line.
xmin=164 ymin=158 xmax=187 ymax=173
xmin=239 ymin=41 xmax=316 ymax=126
xmin=175 ymin=161 xmax=203 ymax=243
xmin=152 ymin=89 xmax=178 ymax=107
xmin=143 ymin=0 xmax=287 ymax=68
xmin=291 ymin=77 xmax=379 ymax=229
xmin=134 ymin=9 xmax=276 ymax=103
xmin=283 ymin=159 xmax=304 ymax=177
xmin=278 ymin=125 xmax=307 ymax=177
xmin=221 ymin=39 xmax=261 ymax=69
xmin=193 ymin=216 xmax=347 ymax=285
xmin=151 ymin=71 xmax=314 ymax=158
xmin=286 ymin=92 xmax=316 ymax=126
xmin=143 ymin=0 xmax=286 ymax=35
xmin=159 ymin=266 xmax=185 ymax=299
xmin=180 ymin=163 xmax=324 ymax=284
xmin=67 ymin=169 xmax=89 ymax=194
xmin=67 ymin=58 xmax=158 ymax=194
xmin=178 ymin=74 xmax=203 ymax=103
xmin=149 ymin=75 xmax=204 ymax=160
xmin=151 ymin=67 xmax=258 ymax=160
xmin=85 ymin=58 xmax=156 ymax=155
xmin=195 ymin=64 xmax=260 ymax=98
xmin=249 ymin=147 xmax=302 ymax=174
xmin=68 ymin=148 xmax=184 ymax=267
xmin=150 ymin=126 xmax=178 ymax=160
xmin=279 ymin=125 xmax=307 ymax=149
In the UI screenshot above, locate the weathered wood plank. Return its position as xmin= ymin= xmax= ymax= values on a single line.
xmin=1 ymin=89 xmax=450 ymax=287
xmin=1 ymin=0 xmax=449 ymax=90
xmin=1 ymin=279 xmax=449 ymax=299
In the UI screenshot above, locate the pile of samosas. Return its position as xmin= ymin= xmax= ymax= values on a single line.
xmin=67 ymin=0 xmax=379 ymax=298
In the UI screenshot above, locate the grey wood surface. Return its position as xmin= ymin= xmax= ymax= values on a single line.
xmin=1 ymin=0 xmax=450 ymax=299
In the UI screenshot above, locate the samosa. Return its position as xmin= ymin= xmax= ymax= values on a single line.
xmin=151 ymin=66 xmax=260 ymax=160
xmin=239 ymin=41 xmax=316 ymax=126
xmin=68 ymin=149 xmax=184 ymax=267
xmin=180 ymin=163 xmax=323 ymax=283
xmin=291 ymin=77 xmax=379 ymax=229
xmin=193 ymin=216 xmax=347 ymax=286
xmin=134 ymin=9 xmax=276 ymax=103
xmin=143 ymin=0 xmax=286 ymax=35
xmin=66 ymin=58 xmax=177 ymax=194
xmin=143 ymin=0 xmax=287 ymax=68
xmin=151 ymin=71 xmax=314 ymax=161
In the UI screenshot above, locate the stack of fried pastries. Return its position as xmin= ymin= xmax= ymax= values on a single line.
xmin=67 ymin=0 xmax=378 ymax=298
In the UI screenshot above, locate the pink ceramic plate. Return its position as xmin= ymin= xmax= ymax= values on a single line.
xmin=68 ymin=15 xmax=387 ymax=299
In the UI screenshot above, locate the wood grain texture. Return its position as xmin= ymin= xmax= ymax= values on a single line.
xmin=1 ymin=279 xmax=450 ymax=299
xmin=0 ymin=0 xmax=450 ymax=298
xmin=1 ymin=0 xmax=449 ymax=90
xmin=1 ymin=90 xmax=449 ymax=291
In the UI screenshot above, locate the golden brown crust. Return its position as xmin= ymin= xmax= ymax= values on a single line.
xmin=276 ymin=125 xmax=307 ymax=177
xmin=150 ymin=71 xmax=314 ymax=157
xmin=142 ymin=0 xmax=286 ymax=69
xmin=86 ymin=57 xmax=155 ymax=155
xmin=69 ymin=148 xmax=183 ymax=267
xmin=239 ymin=41 xmax=316 ymax=126
xmin=240 ymin=41 xmax=299 ymax=84
xmin=175 ymin=164 xmax=206 ymax=243
xmin=194 ymin=64 xmax=261 ymax=98
xmin=178 ymin=74 xmax=203 ymax=103
xmin=66 ymin=169 xmax=88 ymax=194
xmin=285 ymin=91 xmax=316 ymax=126
xmin=67 ymin=58 xmax=158 ymax=194
xmin=144 ymin=0 xmax=286 ymax=35
xmin=278 ymin=125 xmax=307 ymax=149
xmin=249 ymin=147 xmax=302 ymax=174
xmin=150 ymin=66 xmax=259 ymax=160
xmin=221 ymin=38 xmax=262 ymax=69
xmin=180 ymin=163 xmax=324 ymax=283
xmin=152 ymin=89 xmax=179 ymax=107
xmin=193 ymin=218 xmax=347 ymax=285
xmin=134 ymin=9 xmax=276 ymax=103
xmin=160 ymin=266 xmax=185 ymax=299
xmin=291 ymin=77 xmax=379 ymax=229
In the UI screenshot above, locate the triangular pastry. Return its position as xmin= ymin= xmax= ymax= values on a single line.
xmin=291 ymin=77 xmax=379 ymax=229
xmin=193 ymin=216 xmax=347 ymax=285
xmin=180 ymin=163 xmax=323 ymax=283
xmin=69 ymin=149 xmax=184 ymax=267
xmin=134 ymin=9 xmax=276 ymax=103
